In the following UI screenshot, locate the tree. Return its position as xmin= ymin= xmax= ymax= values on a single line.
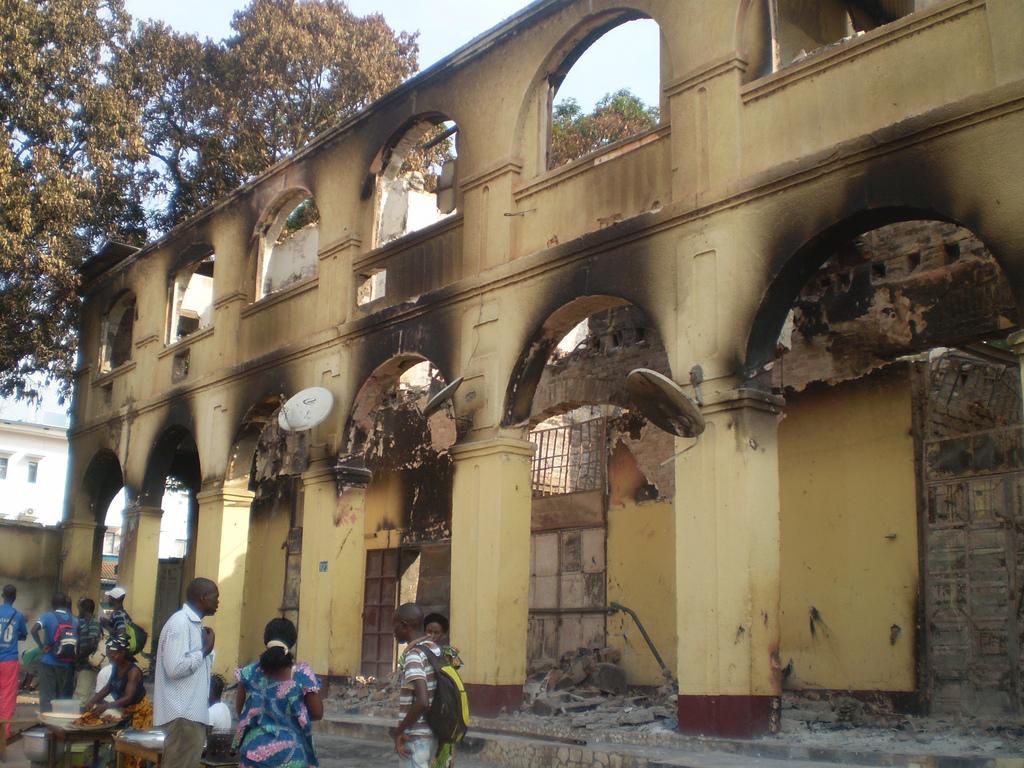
xmin=119 ymin=0 xmax=420 ymax=230
xmin=0 ymin=0 xmax=148 ymax=399
xmin=1 ymin=0 xmax=420 ymax=397
xmin=549 ymin=88 xmax=660 ymax=168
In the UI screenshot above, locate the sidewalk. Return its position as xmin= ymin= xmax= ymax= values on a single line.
xmin=318 ymin=713 xmax=1024 ymax=768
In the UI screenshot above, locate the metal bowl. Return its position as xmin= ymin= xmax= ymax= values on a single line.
xmin=22 ymin=726 xmax=50 ymax=762
xmin=117 ymin=729 xmax=166 ymax=750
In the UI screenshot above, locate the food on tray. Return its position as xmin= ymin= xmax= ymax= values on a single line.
xmin=72 ymin=711 xmax=120 ymax=727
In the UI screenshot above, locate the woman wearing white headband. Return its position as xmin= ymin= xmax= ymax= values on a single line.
xmin=234 ymin=618 xmax=323 ymax=767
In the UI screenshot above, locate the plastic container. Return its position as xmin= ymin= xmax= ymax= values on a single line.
xmin=51 ymin=698 xmax=82 ymax=715
xmin=22 ymin=726 xmax=49 ymax=762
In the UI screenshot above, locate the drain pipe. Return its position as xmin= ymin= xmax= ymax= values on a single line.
xmin=607 ymin=602 xmax=674 ymax=683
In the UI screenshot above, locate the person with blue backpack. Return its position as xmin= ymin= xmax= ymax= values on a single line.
xmin=30 ymin=592 xmax=78 ymax=713
xmin=0 ymin=585 xmax=27 ymax=737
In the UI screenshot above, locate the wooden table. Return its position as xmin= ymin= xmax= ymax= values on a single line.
xmin=112 ymin=736 xmax=161 ymax=767
xmin=42 ymin=723 xmax=115 ymax=768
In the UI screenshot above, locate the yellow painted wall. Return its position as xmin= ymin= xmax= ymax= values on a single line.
xmin=0 ymin=521 xmax=63 ymax=620
xmin=239 ymin=500 xmax=290 ymax=664
xmin=778 ymin=367 xmax=918 ymax=692
xmin=607 ymin=500 xmax=676 ymax=686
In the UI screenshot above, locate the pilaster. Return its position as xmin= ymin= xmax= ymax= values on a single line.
xmin=297 ymin=459 xmax=372 ymax=678
xmin=450 ymin=436 xmax=534 ymax=716
xmin=675 ymin=389 xmax=784 ymax=737
xmin=194 ymin=486 xmax=255 ymax=677
xmin=117 ymin=505 xmax=163 ymax=649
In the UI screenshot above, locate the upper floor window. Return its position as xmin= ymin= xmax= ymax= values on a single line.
xmin=103 ymin=529 xmax=121 ymax=556
xmin=169 ymin=253 xmax=215 ymax=343
xmin=771 ymin=0 xmax=919 ymax=68
xmin=257 ymin=196 xmax=320 ymax=299
xmin=372 ymin=118 xmax=458 ymax=247
xmin=99 ymin=292 xmax=136 ymax=373
xmin=546 ymin=17 xmax=662 ymax=169
xmin=0 ymin=456 xmax=7 ymax=480
xmin=27 ymin=459 xmax=39 ymax=484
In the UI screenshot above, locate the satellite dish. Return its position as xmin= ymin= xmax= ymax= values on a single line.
xmin=626 ymin=368 xmax=705 ymax=438
xmin=278 ymin=387 xmax=334 ymax=432
xmin=422 ymin=377 xmax=464 ymax=419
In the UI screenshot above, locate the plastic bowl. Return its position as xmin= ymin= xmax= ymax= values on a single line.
xmin=51 ymin=699 xmax=82 ymax=715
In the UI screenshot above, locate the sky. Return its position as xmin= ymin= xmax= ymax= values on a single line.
xmin=121 ymin=0 xmax=661 ymax=111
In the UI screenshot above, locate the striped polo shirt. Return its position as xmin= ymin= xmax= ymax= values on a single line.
xmin=398 ymin=637 xmax=440 ymax=739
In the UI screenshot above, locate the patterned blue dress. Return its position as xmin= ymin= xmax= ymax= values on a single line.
xmin=234 ymin=661 xmax=320 ymax=767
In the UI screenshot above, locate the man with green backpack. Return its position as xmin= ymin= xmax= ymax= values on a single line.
xmin=102 ymin=586 xmax=148 ymax=655
xmin=392 ymin=603 xmax=469 ymax=768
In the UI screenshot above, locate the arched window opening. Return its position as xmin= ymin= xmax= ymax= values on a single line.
xmin=516 ymin=302 xmax=675 ymax=676
xmin=344 ymin=356 xmax=457 ymax=678
xmin=547 ymin=18 xmax=662 ymax=168
xmin=373 ymin=120 xmax=458 ymax=247
xmin=771 ymin=0 xmax=920 ymax=69
xmin=759 ymin=218 xmax=1023 ymax=716
xmin=100 ymin=293 xmax=136 ymax=373
xmin=169 ymin=253 xmax=214 ymax=343
xmin=258 ymin=196 xmax=320 ymax=298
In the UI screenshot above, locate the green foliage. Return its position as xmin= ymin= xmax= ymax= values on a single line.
xmin=0 ymin=0 xmax=148 ymax=399
xmin=549 ymin=88 xmax=660 ymax=168
xmin=1 ymin=0 xmax=419 ymax=398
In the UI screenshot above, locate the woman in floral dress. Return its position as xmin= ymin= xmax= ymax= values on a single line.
xmin=234 ymin=618 xmax=323 ymax=767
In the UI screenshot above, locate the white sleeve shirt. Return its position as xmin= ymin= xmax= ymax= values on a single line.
xmin=208 ymin=701 xmax=232 ymax=733
xmin=153 ymin=604 xmax=212 ymax=727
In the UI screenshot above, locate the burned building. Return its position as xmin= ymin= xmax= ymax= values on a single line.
xmin=61 ymin=0 xmax=1024 ymax=739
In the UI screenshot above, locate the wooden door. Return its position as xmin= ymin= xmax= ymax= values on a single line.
xmin=361 ymin=549 xmax=400 ymax=679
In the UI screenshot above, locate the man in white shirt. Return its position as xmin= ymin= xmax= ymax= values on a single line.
xmin=154 ymin=578 xmax=219 ymax=768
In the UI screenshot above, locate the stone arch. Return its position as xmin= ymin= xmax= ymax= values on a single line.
xmin=735 ymin=0 xmax=773 ymax=81
xmin=99 ymin=290 xmax=136 ymax=373
xmin=81 ymin=449 xmax=124 ymax=525
xmin=742 ymin=206 xmax=1024 ymax=380
xmin=364 ymin=112 xmax=460 ymax=249
xmin=344 ymin=353 xmax=457 ymax=461
xmin=512 ymin=6 xmax=674 ymax=176
xmin=502 ymin=294 xmax=674 ymax=427
xmin=251 ymin=188 xmax=319 ymax=300
xmin=140 ymin=423 xmax=202 ymax=507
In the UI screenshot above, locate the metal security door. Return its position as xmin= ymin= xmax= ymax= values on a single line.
xmin=361 ymin=549 xmax=400 ymax=679
xmin=923 ymin=351 xmax=1023 ymax=715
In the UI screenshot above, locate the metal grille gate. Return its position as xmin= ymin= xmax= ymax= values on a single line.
xmin=923 ymin=351 xmax=1024 ymax=715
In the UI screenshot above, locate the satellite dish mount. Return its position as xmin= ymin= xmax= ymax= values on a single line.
xmin=278 ymin=387 xmax=335 ymax=432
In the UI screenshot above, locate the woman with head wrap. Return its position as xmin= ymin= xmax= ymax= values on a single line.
xmin=85 ymin=634 xmax=153 ymax=766
xmin=234 ymin=618 xmax=323 ymax=767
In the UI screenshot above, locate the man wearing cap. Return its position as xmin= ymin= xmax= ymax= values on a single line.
xmin=101 ymin=587 xmax=130 ymax=637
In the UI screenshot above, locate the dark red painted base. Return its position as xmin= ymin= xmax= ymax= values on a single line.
xmin=677 ymin=694 xmax=778 ymax=738
xmin=466 ymin=684 xmax=523 ymax=717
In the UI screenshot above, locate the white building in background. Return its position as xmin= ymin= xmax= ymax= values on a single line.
xmin=0 ymin=390 xmax=190 ymax=555
xmin=0 ymin=397 xmax=70 ymax=526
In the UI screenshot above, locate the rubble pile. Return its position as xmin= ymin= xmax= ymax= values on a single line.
xmin=521 ymin=646 xmax=676 ymax=730
xmin=781 ymin=691 xmax=1024 ymax=752
xmin=328 ymin=674 xmax=401 ymax=719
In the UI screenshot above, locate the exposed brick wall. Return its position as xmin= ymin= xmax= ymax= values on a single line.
xmin=776 ymin=221 xmax=1018 ymax=392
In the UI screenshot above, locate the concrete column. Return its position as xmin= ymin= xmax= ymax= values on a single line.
xmin=117 ymin=505 xmax=162 ymax=646
xmin=194 ymin=487 xmax=255 ymax=678
xmin=59 ymin=519 xmax=100 ymax=605
xmin=675 ymin=389 xmax=784 ymax=737
xmin=449 ymin=437 xmax=534 ymax=716
xmin=297 ymin=460 xmax=371 ymax=679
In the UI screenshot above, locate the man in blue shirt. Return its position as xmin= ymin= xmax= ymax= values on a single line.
xmin=30 ymin=592 xmax=78 ymax=713
xmin=0 ymin=585 xmax=27 ymax=737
